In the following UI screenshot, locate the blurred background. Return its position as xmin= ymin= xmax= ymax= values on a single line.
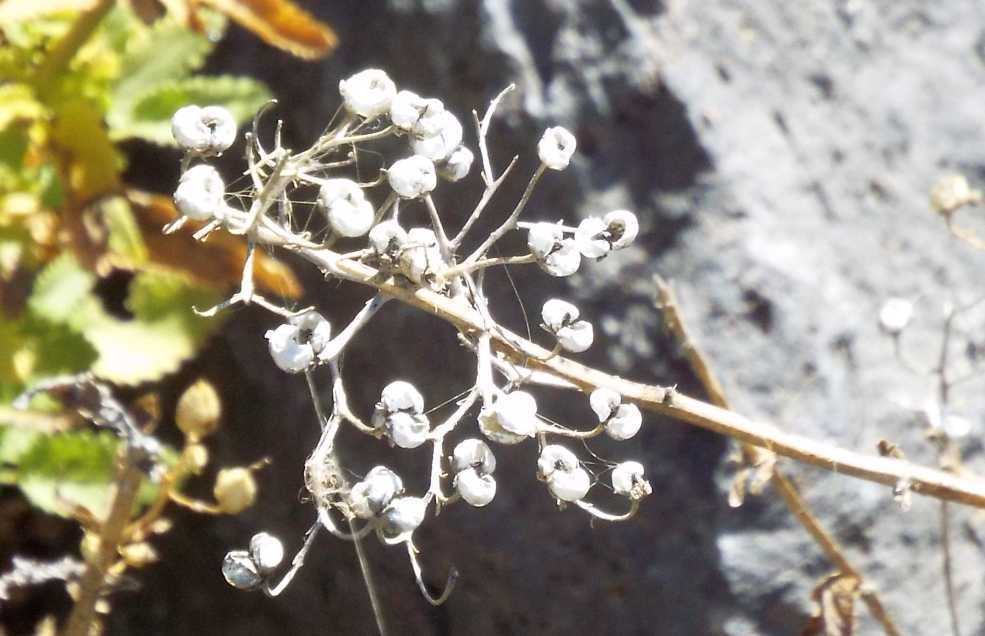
xmin=3 ymin=1 xmax=985 ymax=634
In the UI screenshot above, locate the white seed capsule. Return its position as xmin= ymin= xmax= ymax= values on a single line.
xmin=171 ymin=105 xmax=237 ymax=155
xmin=387 ymin=411 xmax=430 ymax=449
xmin=540 ymin=239 xmax=581 ymax=277
xmin=491 ymin=391 xmax=539 ymax=437
xmin=399 ymin=227 xmax=444 ymax=284
xmin=381 ymin=496 xmax=427 ymax=536
xmin=318 ymin=179 xmax=375 ymax=237
xmin=455 ymin=468 xmax=497 ymax=507
xmin=222 ymin=550 xmax=262 ymax=590
xmin=548 ymin=466 xmax=591 ymax=502
xmin=537 ymin=126 xmax=577 ymax=170
xmin=605 ymin=403 xmax=643 ymax=441
xmin=527 ymin=222 xmax=564 ymax=260
xmin=538 ymin=444 xmax=579 ymax=479
xmin=289 ymin=311 xmax=332 ymax=357
xmin=451 ymin=438 xmax=496 ymax=475
xmin=390 ymin=90 xmax=444 ymax=131
xmin=388 ymin=155 xmax=437 ymax=198
xmin=574 ymin=216 xmax=611 ymax=259
xmin=541 ymin=298 xmax=580 ymax=332
xmin=604 ymin=210 xmax=639 ymax=249
xmin=339 ymin=69 xmax=396 ymax=119
xmin=589 ymin=388 xmax=621 ymax=422
xmin=437 ymin=145 xmax=474 ymax=182
xmin=556 ymin=320 xmax=594 ymax=353
xmin=264 ymin=324 xmax=314 ymax=373
xmin=611 ymin=461 xmax=651 ymax=499
xmin=380 ymin=380 xmax=425 ymax=415
xmin=411 ymin=111 xmax=463 ymax=161
xmin=173 ymin=164 xmax=225 ymax=221
xmin=348 ymin=466 xmax=403 ymax=519
xmin=369 ymin=220 xmax=408 ymax=256
xmin=248 ymin=532 xmax=284 ymax=575
xmin=878 ymin=297 xmax=913 ymax=335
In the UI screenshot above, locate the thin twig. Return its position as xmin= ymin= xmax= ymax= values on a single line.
xmin=653 ymin=275 xmax=901 ymax=636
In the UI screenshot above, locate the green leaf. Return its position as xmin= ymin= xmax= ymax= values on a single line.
xmin=0 ymin=425 xmax=40 ymax=465
xmin=107 ymin=18 xmax=212 ymax=124
xmin=100 ymin=196 xmax=148 ymax=266
xmin=108 ymin=75 xmax=272 ymax=145
xmin=27 ymin=253 xmax=100 ymax=328
xmin=16 ymin=428 xmax=119 ymax=517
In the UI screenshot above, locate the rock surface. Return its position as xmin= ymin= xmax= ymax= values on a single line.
xmin=113 ymin=1 xmax=985 ymax=634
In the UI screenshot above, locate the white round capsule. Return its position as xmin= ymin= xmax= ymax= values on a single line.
xmin=382 ymin=496 xmax=427 ymax=536
xmin=264 ymin=323 xmax=314 ymax=373
xmin=537 ymin=126 xmax=577 ymax=170
xmin=248 ymin=532 xmax=284 ymax=574
xmin=171 ymin=105 xmax=237 ymax=155
xmin=388 ymin=155 xmax=437 ymax=199
xmin=548 ymin=466 xmax=591 ymax=502
xmin=339 ymin=69 xmax=397 ymax=119
xmin=174 ymin=164 xmax=225 ymax=221
xmin=455 ymin=468 xmax=497 ymax=507
xmin=451 ymin=438 xmax=496 ymax=475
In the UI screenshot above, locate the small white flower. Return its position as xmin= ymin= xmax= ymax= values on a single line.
xmin=379 ymin=380 xmax=425 ymax=415
xmin=171 ymin=105 xmax=237 ymax=155
xmin=451 ymin=438 xmax=496 ymax=475
xmin=537 ymin=444 xmax=579 ymax=479
xmin=369 ymin=220 xmax=408 ymax=256
xmin=390 ymin=91 xmax=444 ymax=131
xmin=339 ymin=69 xmax=396 ymax=119
xmin=381 ymin=496 xmax=427 ymax=537
xmin=348 ymin=466 xmax=404 ymax=519
xmin=173 ymin=164 xmax=225 ymax=221
xmin=264 ymin=324 xmax=315 ymax=373
xmin=222 ymin=550 xmax=262 ymax=590
xmin=537 ymin=126 xmax=577 ymax=170
xmin=248 ymin=532 xmax=284 ymax=574
xmin=289 ymin=311 xmax=332 ymax=357
xmin=574 ymin=217 xmax=610 ymax=259
xmin=611 ymin=461 xmax=651 ymax=499
xmin=388 ymin=155 xmax=437 ymax=198
xmin=399 ymin=227 xmax=444 ymax=284
xmin=411 ymin=111 xmax=463 ymax=161
xmin=454 ymin=468 xmax=497 ymax=507
xmin=437 ymin=145 xmax=474 ymax=182
xmin=318 ymin=179 xmax=375 ymax=238
xmin=386 ymin=411 xmax=430 ymax=449
xmin=541 ymin=299 xmax=593 ymax=352
xmin=604 ymin=210 xmax=639 ymax=249
xmin=879 ymin=298 xmax=913 ymax=335
xmin=548 ymin=466 xmax=591 ymax=502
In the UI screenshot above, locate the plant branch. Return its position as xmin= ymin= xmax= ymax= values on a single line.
xmin=246 ymin=229 xmax=985 ymax=510
xmin=653 ymin=275 xmax=901 ymax=636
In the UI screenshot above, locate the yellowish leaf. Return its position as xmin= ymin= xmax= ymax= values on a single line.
xmin=196 ymin=0 xmax=337 ymax=60
xmin=49 ymin=99 xmax=120 ymax=201
xmin=0 ymin=0 xmax=98 ymax=23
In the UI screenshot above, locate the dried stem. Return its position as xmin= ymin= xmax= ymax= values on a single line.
xmin=251 ymin=230 xmax=985 ymax=509
xmin=653 ymin=275 xmax=901 ymax=636
xmin=63 ymin=451 xmax=144 ymax=636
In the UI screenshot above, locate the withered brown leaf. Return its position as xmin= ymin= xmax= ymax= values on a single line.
xmin=125 ymin=189 xmax=302 ymax=298
xmin=195 ymin=0 xmax=337 ymax=60
xmin=802 ymin=572 xmax=860 ymax=636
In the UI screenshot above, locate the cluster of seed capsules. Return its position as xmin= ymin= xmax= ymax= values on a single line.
xmin=168 ymin=69 xmax=653 ymax=599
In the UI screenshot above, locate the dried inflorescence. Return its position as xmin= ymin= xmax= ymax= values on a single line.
xmin=168 ymin=68 xmax=649 ymax=608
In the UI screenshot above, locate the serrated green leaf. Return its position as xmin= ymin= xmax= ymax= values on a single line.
xmin=27 ymin=253 xmax=100 ymax=328
xmin=100 ymin=196 xmax=148 ymax=266
xmin=108 ymin=75 xmax=271 ymax=145
xmin=16 ymin=428 xmax=119 ymax=517
xmin=108 ymin=18 xmax=212 ymax=121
